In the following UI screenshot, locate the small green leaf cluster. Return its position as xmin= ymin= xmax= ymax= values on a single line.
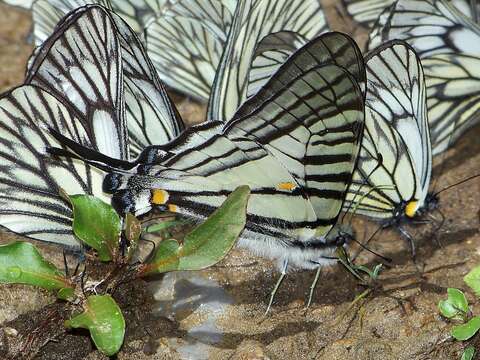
xmin=0 ymin=185 xmax=250 ymax=356
xmin=437 ymin=265 xmax=480 ymax=359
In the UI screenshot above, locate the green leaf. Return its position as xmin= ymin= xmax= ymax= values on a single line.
xmin=448 ymin=288 xmax=469 ymax=313
xmin=451 ymin=317 xmax=480 ymax=341
xmin=145 ymin=219 xmax=186 ymax=233
xmin=461 ymin=346 xmax=475 ymax=360
xmin=68 ymin=194 xmax=121 ymax=262
xmin=438 ymin=299 xmax=464 ymax=320
xmin=0 ymin=242 xmax=71 ymax=293
xmin=65 ymin=295 xmax=125 ymax=356
xmin=143 ymin=185 xmax=250 ymax=275
xmin=465 ymin=265 xmax=480 ymax=297
xmin=57 ymin=287 xmax=75 ymax=301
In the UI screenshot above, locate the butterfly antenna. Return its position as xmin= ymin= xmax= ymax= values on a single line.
xmin=433 ymin=173 xmax=480 ymax=197
xmin=349 ymin=237 xmax=392 ymax=263
xmin=73 ymin=261 xmax=81 ymax=276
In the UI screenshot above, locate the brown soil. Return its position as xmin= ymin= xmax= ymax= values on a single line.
xmin=0 ymin=2 xmax=479 ymax=360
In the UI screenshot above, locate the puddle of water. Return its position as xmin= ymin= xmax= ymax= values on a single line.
xmin=149 ymin=272 xmax=233 ymax=360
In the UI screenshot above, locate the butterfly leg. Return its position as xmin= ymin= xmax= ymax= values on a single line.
xmin=63 ymin=250 xmax=69 ymax=277
xmin=306 ymin=266 xmax=322 ymax=309
xmin=398 ymin=226 xmax=416 ymax=262
xmin=265 ymin=259 xmax=288 ymax=315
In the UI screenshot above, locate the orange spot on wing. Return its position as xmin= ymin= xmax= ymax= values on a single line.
xmin=277 ymin=182 xmax=297 ymax=191
xmin=151 ymin=189 xmax=169 ymax=205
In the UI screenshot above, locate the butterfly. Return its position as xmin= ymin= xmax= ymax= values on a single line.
xmin=343 ymin=40 xmax=436 ymax=256
xmin=218 ymin=25 xmax=435 ymax=254
xmin=368 ymin=0 xmax=480 ymax=155
xmin=0 ymin=5 xmax=182 ymax=247
xmin=50 ymin=31 xmax=365 ymax=278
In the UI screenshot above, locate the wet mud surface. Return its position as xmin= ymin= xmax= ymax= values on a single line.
xmin=0 ymin=3 xmax=479 ymax=359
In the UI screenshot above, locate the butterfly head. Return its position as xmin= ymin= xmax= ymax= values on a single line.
xmin=324 ymin=224 xmax=354 ymax=248
xmin=404 ymin=193 xmax=439 ymax=219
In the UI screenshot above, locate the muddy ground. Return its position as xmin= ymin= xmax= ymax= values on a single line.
xmin=0 ymin=2 xmax=479 ymax=360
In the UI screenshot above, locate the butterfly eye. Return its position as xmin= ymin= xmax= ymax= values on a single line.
xmin=103 ymin=173 xmax=123 ymax=193
xmin=137 ymin=164 xmax=152 ymax=175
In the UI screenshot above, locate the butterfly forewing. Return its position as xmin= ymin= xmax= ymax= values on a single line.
xmin=345 ymin=41 xmax=431 ymax=219
xmin=145 ymin=0 xmax=235 ymax=101
xmin=27 ymin=6 xmax=127 ymax=160
xmin=108 ymin=11 xmax=185 ymax=156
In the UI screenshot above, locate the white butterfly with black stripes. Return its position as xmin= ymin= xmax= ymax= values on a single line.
xmin=344 ymin=41 xmax=434 ymax=248
xmin=369 ymin=0 xmax=480 ymax=155
xmin=51 ymin=32 xmax=365 ymax=273
xmin=229 ymin=24 xmax=436 ymax=254
xmin=0 ymin=5 xmax=182 ymax=246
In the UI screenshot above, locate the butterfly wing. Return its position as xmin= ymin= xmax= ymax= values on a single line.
xmin=108 ymin=10 xmax=185 ymax=156
xmin=341 ymin=0 xmax=395 ymax=28
xmin=226 ymin=33 xmax=365 ymax=236
xmin=144 ymin=0 xmax=235 ymax=102
xmin=207 ymin=0 xmax=329 ymax=122
xmin=246 ymin=31 xmax=308 ymax=99
xmin=31 ymin=0 xmax=160 ymax=45
xmin=368 ymin=0 xmax=480 ymax=154
xmin=345 ymin=41 xmax=431 ymax=219
xmin=0 ymin=85 xmax=106 ymax=247
xmin=28 ymin=5 xmax=185 ymax=159
xmin=26 ymin=5 xmax=128 ymax=160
